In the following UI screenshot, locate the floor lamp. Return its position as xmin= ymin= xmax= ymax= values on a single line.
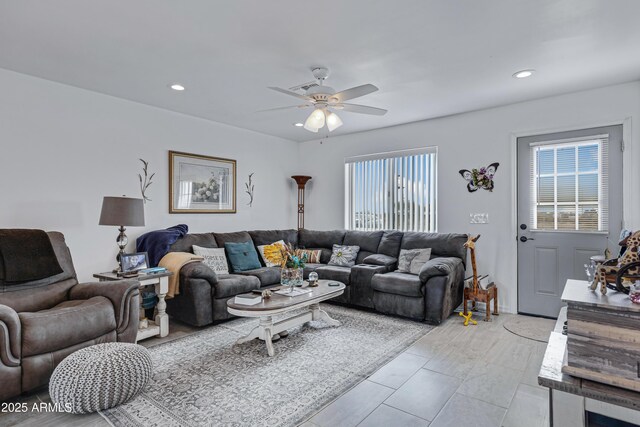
xmin=291 ymin=176 xmax=312 ymax=230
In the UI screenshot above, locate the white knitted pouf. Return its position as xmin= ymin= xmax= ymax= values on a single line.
xmin=49 ymin=343 xmax=153 ymax=414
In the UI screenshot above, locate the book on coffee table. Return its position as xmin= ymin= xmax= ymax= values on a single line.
xmin=274 ymin=288 xmax=313 ymax=297
xmin=234 ymin=294 xmax=262 ymax=305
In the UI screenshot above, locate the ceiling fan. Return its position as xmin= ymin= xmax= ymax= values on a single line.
xmin=265 ymin=67 xmax=387 ymax=133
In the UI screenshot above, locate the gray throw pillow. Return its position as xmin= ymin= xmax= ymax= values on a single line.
xmin=328 ymin=244 xmax=360 ymax=267
xmin=192 ymin=245 xmax=229 ymax=275
xmin=397 ymin=248 xmax=432 ymax=275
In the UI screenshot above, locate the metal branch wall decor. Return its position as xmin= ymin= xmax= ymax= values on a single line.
xmin=459 ymin=163 xmax=499 ymax=192
xmin=138 ymin=159 xmax=155 ymax=203
xmin=245 ymin=173 xmax=255 ymax=207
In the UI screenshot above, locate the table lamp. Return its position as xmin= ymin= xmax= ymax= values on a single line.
xmin=99 ymin=196 xmax=145 ymax=272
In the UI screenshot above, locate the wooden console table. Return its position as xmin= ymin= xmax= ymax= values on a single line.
xmin=93 ymin=271 xmax=172 ymax=342
xmin=539 ymin=281 xmax=640 ymax=426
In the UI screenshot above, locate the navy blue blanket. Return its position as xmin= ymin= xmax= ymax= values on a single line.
xmin=136 ymin=224 xmax=189 ymax=267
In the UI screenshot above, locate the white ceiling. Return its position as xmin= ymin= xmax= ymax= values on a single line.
xmin=2 ymin=1 xmax=640 ymax=142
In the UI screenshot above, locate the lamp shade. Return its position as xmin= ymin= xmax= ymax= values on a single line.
xmin=326 ymin=111 xmax=343 ymax=132
xmin=99 ymin=196 xmax=145 ymax=227
xmin=304 ymin=108 xmax=325 ymax=132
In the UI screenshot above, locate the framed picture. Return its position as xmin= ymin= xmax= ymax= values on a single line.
xmin=169 ymin=151 xmax=237 ymax=213
xmin=121 ymin=252 xmax=149 ymax=273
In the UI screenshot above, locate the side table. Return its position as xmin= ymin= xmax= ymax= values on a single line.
xmin=93 ymin=271 xmax=172 ymax=342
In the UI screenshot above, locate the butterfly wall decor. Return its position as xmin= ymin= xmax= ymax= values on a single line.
xmin=459 ymin=163 xmax=499 ymax=192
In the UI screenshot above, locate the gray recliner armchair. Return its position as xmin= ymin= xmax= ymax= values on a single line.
xmin=0 ymin=231 xmax=140 ymax=401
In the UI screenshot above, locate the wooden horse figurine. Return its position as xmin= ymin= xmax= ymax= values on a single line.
xmin=459 ymin=311 xmax=477 ymax=326
xmin=463 ymin=234 xmax=499 ymax=322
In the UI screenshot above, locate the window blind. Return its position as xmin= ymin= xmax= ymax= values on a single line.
xmin=345 ymin=148 xmax=437 ymax=232
xmin=530 ymin=136 xmax=608 ymax=232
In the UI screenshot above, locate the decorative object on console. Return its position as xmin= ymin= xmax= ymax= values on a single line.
xmin=245 ymin=172 xmax=255 ymax=207
xmin=459 ymin=163 xmax=499 ymax=192
xmin=99 ymin=196 xmax=145 ymax=273
xmin=590 ymin=230 xmax=640 ymax=295
xmin=397 ymin=248 xmax=432 ymax=274
xmin=462 ymin=234 xmax=499 ymax=322
xmin=224 ymin=241 xmax=262 ymax=272
xmin=138 ymin=159 xmax=154 ymax=203
xmin=291 ymin=175 xmax=312 ymax=229
xmin=169 ymin=151 xmax=236 ymax=214
xmin=328 ymin=244 xmax=360 ymax=267
xmin=261 ymin=289 xmax=273 ymax=299
xmin=192 ymin=245 xmax=229 ymax=274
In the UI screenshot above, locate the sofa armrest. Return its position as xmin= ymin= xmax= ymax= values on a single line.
xmin=0 ymin=304 xmax=21 ymax=366
xmin=363 ymin=254 xmax=398 ymax=269
xmin=179 ymin=262 xmax=218 ymax=286
xmin=423 ymin=259 xmax=466 ymax=324
xmin=419 ymin=257 xmax=463 ymax=283
xmin=69 ymin=280 xmax=140 ymax=341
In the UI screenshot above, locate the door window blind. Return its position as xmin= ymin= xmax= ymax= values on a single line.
xmin=530 ymin=136 xmax=608 ymax=232
xmin=345 ymin=148 xmax=437 ymax=232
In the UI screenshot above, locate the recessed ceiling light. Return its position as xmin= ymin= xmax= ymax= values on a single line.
xmin=294 ymin=122 xmax=304 ymax=127
xmin=169 ymin=83 xmax=185 ymax=91
xmin=513 ymin=70 xmax=535 ymax=79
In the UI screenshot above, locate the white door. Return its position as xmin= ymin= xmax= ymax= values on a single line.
xmin=517 ymin=125 xmax=624 ymax=318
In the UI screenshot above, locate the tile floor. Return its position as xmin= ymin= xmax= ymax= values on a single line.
xmin=0 ymin=311 xmax=550 ymax=427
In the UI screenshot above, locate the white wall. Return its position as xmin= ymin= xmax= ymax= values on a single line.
xmin=0 ymin=69 xmax=300 ymax=281
xmin=298 ymin=81 xmax=640 ymax=314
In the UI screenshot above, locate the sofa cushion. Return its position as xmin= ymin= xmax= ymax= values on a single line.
xmin=397 ymin=248 xmax=432 ymax=275
xmin=377 ymin=230 xmax=404 ymax=258
xmin=169 ymin=233 xmax=217 ymax=253
xmin=224 ymin=241 xmax=262 ymax=272
xmin=344 ymin=231 xmax=383 ymax=264
xmin=19 ymin=297 xmax=117 ymax=357
xmin=328 ymin=245 xmax=360 ymax=267
xmin=418 ymin=257 xmax=463 ymax=283
xmin=237 ymin=267 xmax=281 ymax=287
xmin=256 ymin=240 xmax=285 ymax=267
xmin=401 ymin=232 xmax=468 ymax=265
xmin=214 ymin=274 xmax=261 ymax=298
xmin=296 ymin=249 xmax=322 ymax=264
xmin=248 ymin=229 xmax=298 ymax=247
xmin=192 ymin=245 xmax=228 ymax=274
xmin=371 ymin=272 xmax=424 ymax=298
xmin=214 ymin=231 xmax=253 ymax=247
xmin=298 ymin=229 xmax=345 ymax=250
xmin=315 ymin=265 xmax=351 ymax=285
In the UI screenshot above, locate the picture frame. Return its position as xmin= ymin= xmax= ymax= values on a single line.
xmin=121 ymin=252 xmax=150 ymax=273
xmin=169 ymin=151 xmax=237 ymax=213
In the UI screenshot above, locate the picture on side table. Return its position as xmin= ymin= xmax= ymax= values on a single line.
xmin=121 ymin=252 xmax=149 ymax=273
xmin=169 ymin=151 xmax=237 ymax=213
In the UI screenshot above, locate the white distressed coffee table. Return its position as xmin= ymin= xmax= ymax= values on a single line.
xmin=226 ymin=280 xmax=345 ymax=356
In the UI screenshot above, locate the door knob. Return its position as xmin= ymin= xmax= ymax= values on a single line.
xmin=519 ymin=236 xmax=535 ymax=242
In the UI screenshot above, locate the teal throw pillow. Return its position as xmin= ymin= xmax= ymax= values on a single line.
xmin=224 ymin=241 xmax=262 ymax=272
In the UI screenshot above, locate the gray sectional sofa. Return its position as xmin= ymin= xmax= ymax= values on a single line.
xmin=166 ymin=229 xmax=467 ymax=326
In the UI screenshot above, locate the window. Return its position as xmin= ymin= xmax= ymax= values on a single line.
xmin=345 ymin=148 xmax=437 ymax=232
xmin=531 ymin=136 xmax=608 ymax=231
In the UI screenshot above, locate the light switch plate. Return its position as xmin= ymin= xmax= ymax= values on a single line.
xmin=470 ymin=213 xmax=489 ymax=224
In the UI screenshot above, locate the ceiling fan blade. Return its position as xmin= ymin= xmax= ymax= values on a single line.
xmin=335 ymin=103 xmax=387 ymax=116
xmin=256 ymin=104 xmax=312 ymax=113
xmin=330 ymin=84 xmax=378 ymax=103
xmin=268 ymin=87 xmax=314 ymax=101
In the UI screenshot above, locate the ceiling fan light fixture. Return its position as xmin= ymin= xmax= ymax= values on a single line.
xmin=326 ymin=111 xmax=343 ymax=132
xmin=304 ymin=108 xmax=325 ymax=132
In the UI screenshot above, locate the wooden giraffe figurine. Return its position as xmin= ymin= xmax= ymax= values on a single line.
xmin=464 ymin=234 xmax=481 ymax=293
xmin=463 ymin=234 xmax=499 ymax=322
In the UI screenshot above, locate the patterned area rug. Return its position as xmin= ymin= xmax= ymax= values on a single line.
xmin=503 ymin=315 xmax=555 ymax=342
xmin=101 ymin=305 xmax=433 ymax=427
